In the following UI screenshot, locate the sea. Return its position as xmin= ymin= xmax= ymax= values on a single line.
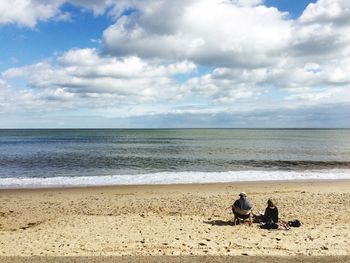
xmin=0 ymin=129 xmax=350 ymax=189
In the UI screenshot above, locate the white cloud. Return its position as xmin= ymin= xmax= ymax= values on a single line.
xmin=182 ymin=67 xmax=266 ymax=103
xmin=0 ymin=77 xmax=60 ymax=113
xmin=299 ymin=0 xmax=350 ymax=25
xmin=68 ymin=0 xmax=113 ymax=16
xmin=0 ymin=0 xmax=64 ymax=27
xmin=2 ymin=48 xmax=197 ymax=113
xmin=291 ymin=0 xmax=350 ymax=61
xmin=103 ymin=0 xmax=291 ymax=68
xmin=233 ymin=0 xmax=264 ymax=7
xmin=0 ymin=0 xmax=113 ymax=28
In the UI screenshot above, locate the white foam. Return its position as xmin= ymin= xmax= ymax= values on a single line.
xmin=1 ymin=169 xmax=350 ymax=189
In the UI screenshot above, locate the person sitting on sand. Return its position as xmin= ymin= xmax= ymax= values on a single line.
xmin=232 ymin=192 xmax=253 ymax=225
xmin=258 ymin=198 xmax=283 ymax=229
xmin=263 ymin=198 xmax=279 ymax=224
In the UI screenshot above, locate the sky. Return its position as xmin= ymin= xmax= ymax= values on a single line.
xmin=0 ymin=0 xmax=350 ymax=128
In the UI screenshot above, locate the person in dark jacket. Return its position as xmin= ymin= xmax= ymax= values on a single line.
xmin=264 ymin=198 xmax=279 ymax=224
xmin=232 ymin=192 xmax=253 ymax=225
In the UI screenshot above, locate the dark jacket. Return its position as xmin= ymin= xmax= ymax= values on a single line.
xmin=264 ymin=206 xmax=278 ymax=223
xmin=233 ymin=197 xmax=252 ymax=211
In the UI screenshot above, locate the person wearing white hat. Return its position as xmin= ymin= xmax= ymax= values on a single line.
xmin=239 ymin=192 xmax=247 ymax=197
xmin=232 ymin=192 xmax=253 ymax=225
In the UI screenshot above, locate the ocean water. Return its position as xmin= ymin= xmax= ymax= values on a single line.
xmin=0 ymin=129 xmax=350 ymax=188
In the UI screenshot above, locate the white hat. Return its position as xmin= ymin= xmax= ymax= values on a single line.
xmin=239 ymin=192 xmax=247 ymax=197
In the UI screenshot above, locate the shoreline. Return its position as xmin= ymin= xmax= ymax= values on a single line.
xmin=1 ymin=177 xmax=350 ymax=191
xmin=2 ymin=175 xmax=350 ymax=191
xmin=1 ymin=180 xmax=349 ymax=257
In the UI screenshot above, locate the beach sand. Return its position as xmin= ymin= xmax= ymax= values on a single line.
xmin=0 ymin=180 xmax=350 ymax=262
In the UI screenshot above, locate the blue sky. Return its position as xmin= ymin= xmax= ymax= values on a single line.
xmin=0 ymin=4 xmax=111 ymax=71
xmin=265 ymin=0 xmax=317 ymax=18
xmin=0 ymin=0 xmax=350 ymax=128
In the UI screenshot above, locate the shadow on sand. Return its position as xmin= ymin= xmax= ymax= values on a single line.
xmin=203 ymin=220 xmax=235 ymax=226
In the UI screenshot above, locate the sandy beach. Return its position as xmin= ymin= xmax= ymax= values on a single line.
xmin=0 ymin=180 xmax=350 ymax=262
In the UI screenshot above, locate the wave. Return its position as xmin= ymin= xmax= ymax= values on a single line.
xmin=1 ymin=169 xmax=350 ymax=189
xmin=2 ymin=156 xmax=350 ymax=170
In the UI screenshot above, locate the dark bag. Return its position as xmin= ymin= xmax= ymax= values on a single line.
xmin=288 ymin=219 xmax=301 ymax=227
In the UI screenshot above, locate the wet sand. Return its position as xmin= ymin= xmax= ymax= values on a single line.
xmin=0 ymin=180 xmax=349 ymax=261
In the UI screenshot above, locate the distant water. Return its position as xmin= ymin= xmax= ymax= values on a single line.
xmin=0 ymin=129 xmax=350 ymax=188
